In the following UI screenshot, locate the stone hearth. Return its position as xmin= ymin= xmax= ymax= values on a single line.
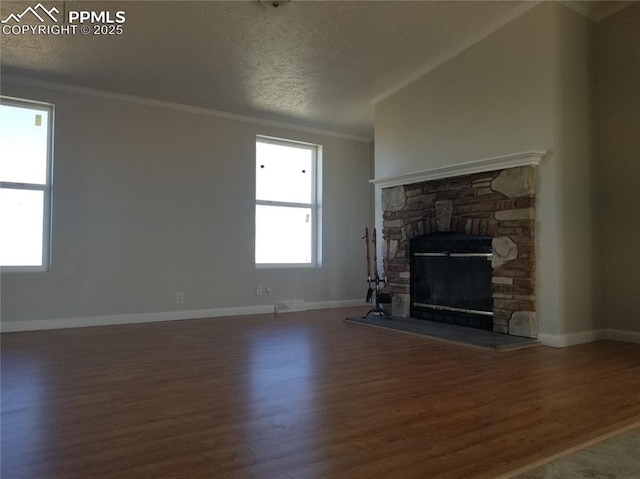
xmin=381 ymin=165 xmax=538 ymax=337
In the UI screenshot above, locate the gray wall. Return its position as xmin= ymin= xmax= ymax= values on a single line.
xmin=596 ymin=3 xmax=640 ymax=332
xmin=374 ymin=3 xmax=602 ymax=339
xmin=0 ymin=82 xmax=372 ymax=324
xmin=374 ymin=3 xmax=554 ymax=178
xmin=549 ymin=3 xmax=600 ymax=334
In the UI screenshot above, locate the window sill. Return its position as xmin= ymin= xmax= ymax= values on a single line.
xmin=256 ymin=263 xmax=317 ymax=269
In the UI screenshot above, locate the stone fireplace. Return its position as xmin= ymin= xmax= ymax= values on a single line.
xmin=376 ymin=153 xmax=543 ymax=338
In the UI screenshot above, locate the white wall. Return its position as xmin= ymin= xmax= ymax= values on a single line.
xmin=596 ymin=3 xmax=640 ymax=333
xmin=0 ymin=82 xmax=372 ymax=327
xmin=374 ymin=2 xmax=601 ymax=340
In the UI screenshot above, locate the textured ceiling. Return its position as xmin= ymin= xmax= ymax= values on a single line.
xmin=0 ymin=1 xmax=631 ymax=138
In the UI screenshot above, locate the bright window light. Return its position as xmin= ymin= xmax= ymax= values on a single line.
xmin=0 ymin=105 xmax=49 ymax=184
xmin=256 ymin=205 xmax=312 ymax=264
xmin=0 ymin=98 xmax=53 ymax=271
xmin=0 ymin=189 xmax=45 ymax=267
xmin=255 ymin=137 xmax=320 ymax=267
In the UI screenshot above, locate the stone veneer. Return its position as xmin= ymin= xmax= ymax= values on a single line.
xmin=382 ymin=166 xmax=537 ymax=337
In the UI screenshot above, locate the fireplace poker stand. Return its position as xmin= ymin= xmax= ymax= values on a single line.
xmin=362 ymin=226 xmax=392 ymax=319
xmin=363 ymin=272 xmax=392 ymax=319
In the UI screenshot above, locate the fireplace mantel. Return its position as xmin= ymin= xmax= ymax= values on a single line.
xmin=371 ymin=150 xmax=546 ymax=189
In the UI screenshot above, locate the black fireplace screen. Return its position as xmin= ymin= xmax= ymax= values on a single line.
xmin=410 ymin=233 xmax=493 ymax=330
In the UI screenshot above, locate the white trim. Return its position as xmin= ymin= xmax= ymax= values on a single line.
xmin=370 ymin=1 xmax=542 ymax=105
xmin=536 ymin=333 xmax=563 ymax=348
xmin=256 ymin=263 xmax=316 ymax=270
xmin=604 ymin=328 xmax=640 ymax=345
xmin=0 ymin=299 xmax=366 ymax=333
xmin=255 ymin=136 xmax=319 ymax=267
xmin=538 ymin=330 xmax=607 ymax=348
xmin=536 ymin=329 xmax=640 ymax=348
xmin=557 ymin=0 xmax=634 ymax=22
xmin=371 ymin=150 xmax=546 ymax=189
xmin=1 ymin=75 xmax=372 ymax=143
xmin=5 ymin=309 xmax=639 ymax=346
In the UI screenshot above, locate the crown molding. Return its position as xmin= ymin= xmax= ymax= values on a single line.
xmin=370 ymin=151 xmax=546 ymax=189
xmin=557 ymin=0 xmax=636 ymax=22
xmin=1 ymin=74 xmax=372 ymax=143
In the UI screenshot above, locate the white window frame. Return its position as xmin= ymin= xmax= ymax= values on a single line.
xmin=0 ymin=96 xmax=54 ymax=273
xmin=255 ymin=135 xmax=322 ymax=269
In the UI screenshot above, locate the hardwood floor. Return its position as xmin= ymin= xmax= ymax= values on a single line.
xmin=2 ymin=307 xmax=640 ymax=479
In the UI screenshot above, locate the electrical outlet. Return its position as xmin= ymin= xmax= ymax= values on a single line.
xmin=265 ymin=285 xmax=271 ymax=294
xmin=175 ymin=291 xmax=184 ymax=304
xmin=256 ymin=284 xmax=263 ymax=296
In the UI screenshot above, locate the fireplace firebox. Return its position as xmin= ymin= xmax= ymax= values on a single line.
xmin=410 ymin=233 xmax=493 ymax=331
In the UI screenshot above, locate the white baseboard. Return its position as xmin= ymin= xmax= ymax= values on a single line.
xmin=604 ymin=328 xmax=640 ymax=345
xmin=0 ymin=299 xmax=366 ymax=333
xmin=538 ymin=330 xmax=607 ymax=347
xmin=7 ymin=304 xmax=637 ymax=347
xmin=538 ymin=328 xmax=640 ymax=347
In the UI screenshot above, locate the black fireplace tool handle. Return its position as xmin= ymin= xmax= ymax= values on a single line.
xmin=363 ymin=227 xmax=373 ymax=303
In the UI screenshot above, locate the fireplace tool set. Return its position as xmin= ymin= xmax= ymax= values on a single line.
xmin=362 ymin=227 xmax=392 ymax=318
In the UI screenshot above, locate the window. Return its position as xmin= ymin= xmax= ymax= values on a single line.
xmin=0 ymin=97 xmax=54 ymax=271
xmin=255 ymin=136 xmax=321 ymax=267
